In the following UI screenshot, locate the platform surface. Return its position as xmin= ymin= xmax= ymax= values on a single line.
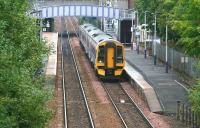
xmin=125 ymin=49 xmax=189 ymax=114
xmin=42 ymin=32 xmax=58 ymax=76
xmin=125 ymin=62 xmax=162 ymax=113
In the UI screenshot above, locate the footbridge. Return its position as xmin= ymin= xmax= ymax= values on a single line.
xmin=31 ymin=1 xmax=135 ymax=20
xmin=30 ymin=1 xmax=136 ymax=45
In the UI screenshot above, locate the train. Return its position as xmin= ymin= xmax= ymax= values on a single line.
xmin=79 ymin=23 xmax=125 ymax=78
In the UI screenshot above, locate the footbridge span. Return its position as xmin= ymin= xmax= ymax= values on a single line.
xmin=31 ymin=1 xmax=135 ymax=20
xmin=31 ymin=1 xmax=136 ymax=45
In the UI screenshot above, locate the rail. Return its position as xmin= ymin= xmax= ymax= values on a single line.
xmin=102 ymin=81 xmax=154 ymax=128
xmin=61 ymin=17 xmax=68 ymax=128
xmin=66 ymin=17 xmax=95 ymax=128
xmin=120 ymin=82 xmax=154 ymax=128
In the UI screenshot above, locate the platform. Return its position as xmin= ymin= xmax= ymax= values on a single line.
xmin=42 ymin=32 xmax=58 ymax=89
xmin=124 ymin=49 xmax=189 ymax=114
xmin=125 ymin=62 xmax=162 ymax=113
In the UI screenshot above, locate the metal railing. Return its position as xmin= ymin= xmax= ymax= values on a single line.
xmin=154 ymin=43 xmax=200 ymax=78
xmin=177 ymin=101 xmax=200 ymax=128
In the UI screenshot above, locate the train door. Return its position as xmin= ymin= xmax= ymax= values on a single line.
xmin=107 ymin=47 xmax=114 ymax=68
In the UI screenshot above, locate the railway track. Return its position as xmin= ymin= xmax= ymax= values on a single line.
xmin=61 ymin=17 xmax=94 ymax=128
xmin=101 ymin=81 xmax=154 ymax=128
xmin=61 ymin=16 xmax=153 ymax=128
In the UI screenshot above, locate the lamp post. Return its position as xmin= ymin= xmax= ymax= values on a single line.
xmin=153 ymin=12 xmax=157 ymax=65
xmin=165 ymin=16 xmax=168 ymax=73
xmin=144 ymin=11 xmax=147 ymax=59
xmin=100 ymin=0 xmax=103 ymax=30
xmin=135 ymin=11 xmax=139 ymax=54
xmin=131 ymin=10 xmax=134 ymax=50
xmin=129 ymin=9 xmax=136 ymax=50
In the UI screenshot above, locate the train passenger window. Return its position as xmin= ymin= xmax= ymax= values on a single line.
xmin=116 ymin=46 xmax=123 ymax=63
xmin=92 ymin=34 xmax=99 ymax=37
xmin=99 ymin=39 xmax=103 ymax=42
xmin=98 ymin=46 xmax=105 ymax=63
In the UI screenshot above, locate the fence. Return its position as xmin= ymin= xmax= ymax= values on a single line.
xmin=154 ymin=44 xmax=200 ymax=78
xmin=177 ymin=101 xmax=200 ymax=128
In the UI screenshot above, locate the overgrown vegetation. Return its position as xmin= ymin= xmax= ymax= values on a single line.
xmin=79 ymin=17 xmax=101 ymax=28
xmin=135 ymin=0 xmax=200 ymax=114
xmin=0 ymin=0 xmax=52 ymax=127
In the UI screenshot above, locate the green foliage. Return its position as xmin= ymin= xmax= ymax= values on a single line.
xmin=135 ymin=0 xmax=200 ymax=57
xmin=189 ymin=79 xmax=200 ymax=114
xmin=171 ymin=0 xmax=200 ymax=57
xmin=135 ymin=0 xmax=179 ymax=40
xmin=79 ymin=17 xmax=101 ymax=28
xmin=0 ymin=0 xmax=52 ymax=127
xmin=170 ymin=0 xmax=200 ymax=113
xmin=135 ymin=0 xmax=200 ymax=114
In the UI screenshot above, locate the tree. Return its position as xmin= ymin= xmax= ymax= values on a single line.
xmin=135 ymin=0 xmax=200 ymax=114
xmin=135 ymin=0 xmax=179 ymax=41
xmin=171 ymin=0 xmax=200 ymax=56
xmin=0 ymin=0 xmax=52 ymax=127
xmin=170 ymin=0 xmax=200 ymax=114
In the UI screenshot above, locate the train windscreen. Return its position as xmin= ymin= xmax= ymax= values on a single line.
xmin=98 ymin=46 xmax=105 ymax=63
xmin=116 ymin=46 xmax=123 ymax=63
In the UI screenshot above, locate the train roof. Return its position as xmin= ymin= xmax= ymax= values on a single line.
xmin=88 ymin=29 xmax=104 ymax=37
xmin=80 ymin=23 xmax=122 ymax=45
xmin=85 ymin=26 xmax=97 ymax=32
xmin=94 ymin=34 xmax=113 ymax=43
xmin=82 ymin=24 xmax=93 ymax=28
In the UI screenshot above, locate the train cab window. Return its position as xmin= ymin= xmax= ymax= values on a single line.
xmin=98 ymin=46 xmax=105 ymax=63
xmin=116 ymin=46 xmax=123 ymax=63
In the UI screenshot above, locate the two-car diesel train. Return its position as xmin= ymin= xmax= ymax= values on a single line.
xmin=79 ymin=23 xmax=125 ymax=78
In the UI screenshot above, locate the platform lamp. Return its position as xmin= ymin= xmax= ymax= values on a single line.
xmin=141 ymin=23 xmax=148 ymax=58
xmin=152 ymin=12 xmax=157 ymax=65
xmin=129 ymin=9 xmax=137 ymax=51
xmin=134 ymin=11 xmax=139 ymax=54
xmin=165 ymin=16 xmax=168 ymax=73
xmin=144 ymin=11 xmax=149 ymax=59
xmin=135 ymin=11 xmax=139 ymax=54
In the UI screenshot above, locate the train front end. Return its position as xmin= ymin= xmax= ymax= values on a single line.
xmin=95 ymin=40 xmax=125 ymax=78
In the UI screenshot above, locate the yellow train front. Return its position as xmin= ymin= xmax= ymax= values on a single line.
xmin=79 ymin=24 xmax=125 ymax=78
